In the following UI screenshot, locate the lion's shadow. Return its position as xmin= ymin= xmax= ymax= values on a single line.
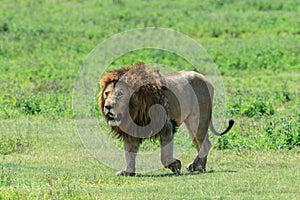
xmin=135 ymin=169 xmax=237 ymax=178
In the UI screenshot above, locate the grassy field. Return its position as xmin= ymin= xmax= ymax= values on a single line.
xmin=1 ymin=0 xmax=300 ymax=199
xmin=1 ymin=117 xmax=299 ymax=199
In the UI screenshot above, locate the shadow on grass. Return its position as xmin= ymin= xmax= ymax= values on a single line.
xmin=134 ymin=169 xmax=238 ymax=178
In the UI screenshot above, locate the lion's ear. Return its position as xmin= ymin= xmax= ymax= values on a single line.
xmin=99 ymin=72 xmax=116 ymax=89
xmin=99 ymin=79 xmax=106 ymax=89
xmin=100 ymin=69 xmax=127 ymax=89
xmin=99 ymin=78 xmax=106 ymax=89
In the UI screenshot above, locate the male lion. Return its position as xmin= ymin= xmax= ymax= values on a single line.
xmin=99 ymin=62 xmax=234 ymax=176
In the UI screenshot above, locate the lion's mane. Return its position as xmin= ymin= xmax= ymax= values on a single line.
xmin=99 ymin=63 xmax=176 ymax=141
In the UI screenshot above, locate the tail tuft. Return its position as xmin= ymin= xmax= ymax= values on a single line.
xmin=229 ymin=119 xmax=235 ymax=126
xmin=220 ymin=119 xmax=235 ymax=136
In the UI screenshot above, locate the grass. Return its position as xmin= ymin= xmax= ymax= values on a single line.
xmin=0 ymin=0 xmax=300 ymax=199
xmin=1 ymin=117 xmax=299 ymax=199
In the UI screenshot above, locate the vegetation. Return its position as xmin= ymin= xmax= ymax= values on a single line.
xmin=0 ymin=0 xmax=299 ymax=199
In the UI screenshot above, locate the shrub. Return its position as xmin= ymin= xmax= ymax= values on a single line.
xmin=241 ymin=98 xmax=275 ymax=118
xmin=17 ymin=97 xmax=42 ymax=115
xmin=268 ymin=115 xmax=300 ymax=149
xmin=0 ymin=135 xmax=31 ymax=155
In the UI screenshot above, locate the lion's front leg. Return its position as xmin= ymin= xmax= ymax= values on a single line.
xmin=117 ymin=136 xmax=141 ymax=176
xmin=160 ymin=124 xmax=181 ymax=174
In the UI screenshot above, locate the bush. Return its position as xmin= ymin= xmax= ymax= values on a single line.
xmin=17 ymin=97 xmax=42 ymax=115
xmin=241 ymin=98 xmax=275 ymax=118
xmin=0 ymin=135 xmax=31 ymax=155
xmin=264 ymin=115 xmax=300 ymax=149
xmin=228 ymin=96 xmax=275 ymax=118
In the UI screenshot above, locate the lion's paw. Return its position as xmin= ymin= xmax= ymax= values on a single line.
xmin=166 ymin=159 xmax=181 ymax=174
xmin=187 ymin=163 xmax=206 ymax=173
xmin=116 ymin=170 xmax=136 ymax=176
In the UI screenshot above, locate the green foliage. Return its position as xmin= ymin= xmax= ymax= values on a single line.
xmin=0 ymin=135 xmax=31 ymax=155
xmin=264 ymin=115 xmax=300 ymax=149
xmin=229 ymin=96 xmax=275 ymax=118
xmin=209 ymin=36 xmax=300 ymax=75
xmin=1 ymin=0 xmax=299 ymax=120
xmin=216 ymin=114 xmax=300 ymax=150
xmin=17 ymin=96 xmax=42 ymax=115
xmin=242 ymin=98 xmax=275 ymax=118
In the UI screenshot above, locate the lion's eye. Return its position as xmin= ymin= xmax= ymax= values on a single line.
xmin=104 ymin=91 xmax=110 ymax=98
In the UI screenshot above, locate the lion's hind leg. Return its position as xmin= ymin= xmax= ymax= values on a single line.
xmin=184 ymin=109 xmax=211 ymax=173
xmin=187 ymin=135 xmax=211 ymax=173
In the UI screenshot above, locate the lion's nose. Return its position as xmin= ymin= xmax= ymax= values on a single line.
xmin=105 ymin=105 xmax=112 ymax=110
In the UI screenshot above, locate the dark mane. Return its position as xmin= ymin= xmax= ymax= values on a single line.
xmin=99 ymin=63 xmax=178 ymax=142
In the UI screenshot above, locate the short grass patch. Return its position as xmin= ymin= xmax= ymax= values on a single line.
xmin=0 ymin=117 xmax=299 ymax=199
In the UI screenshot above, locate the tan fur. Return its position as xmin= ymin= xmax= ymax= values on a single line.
xmin=99 ymin=63 xmax=234 ymax=176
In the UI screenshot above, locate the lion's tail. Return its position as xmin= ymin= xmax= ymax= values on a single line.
xmin=209 ymin=119 xmax=234 ymax=136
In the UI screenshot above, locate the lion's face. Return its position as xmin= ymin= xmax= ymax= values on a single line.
xmin=99 ymin=64 xmax=170 ymax=136
xmin=102 ymin=82 xmax=131 ymax=127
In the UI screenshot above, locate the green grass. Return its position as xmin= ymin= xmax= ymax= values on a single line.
xmin=1 ymin=118 xmax=299 ymax=199
xmin=1 ymin=0 xmax=300 ymax=199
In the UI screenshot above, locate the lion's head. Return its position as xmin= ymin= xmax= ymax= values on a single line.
xmin=99 ymin=63 xmax=170 ymax=139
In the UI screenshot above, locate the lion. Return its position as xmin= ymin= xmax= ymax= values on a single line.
xmin=99 ymin=62 xmax=234 ymax=176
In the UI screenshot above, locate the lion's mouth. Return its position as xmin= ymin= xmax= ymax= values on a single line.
xmin=106 ymin=112 xmax=122 ymax=126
